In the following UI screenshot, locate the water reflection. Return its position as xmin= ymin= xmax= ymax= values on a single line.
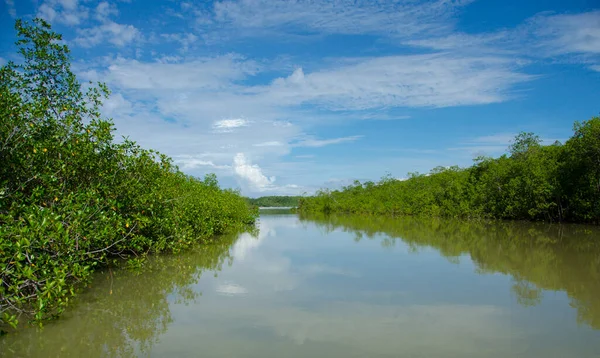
xmin=0 ymin=233 xmax=245 ymax=358
xmin=2 ymin=214 xmax=600 ymax=358
xmin=300 ymin=213 xmax=600 ymax=330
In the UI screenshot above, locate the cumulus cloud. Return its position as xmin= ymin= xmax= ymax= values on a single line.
xmin=233 ymin=153 xmax=276 ymax=191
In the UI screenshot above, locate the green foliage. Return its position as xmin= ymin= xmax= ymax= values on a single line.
xmin=299 ymin=121 xmax=600 ymax=224
xmin=0 ymin=19 xmax=257 ymax=329
xmin=246 ymin=196 xmax=302 ymax=207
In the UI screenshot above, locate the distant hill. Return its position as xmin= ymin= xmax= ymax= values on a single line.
xmin=247 ymin=196 xmax=302 ymax=207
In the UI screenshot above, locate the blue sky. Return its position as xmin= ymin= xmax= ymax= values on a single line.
xmin=1 ymin=0 xmax=599 ymax=197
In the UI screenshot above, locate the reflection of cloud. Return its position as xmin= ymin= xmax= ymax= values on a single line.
xmin=231 ymin=218 xmax=278 ymax=260
xmin=231 ymin=233 xmax=264 ymax=261
xmin=215 ymin=282 xmax=248 ymax=296
xmin=168 ymin=299 xmax=523 ymax=357
xmin=301 ymin=264 xmax=360 ymax=278
xmin=261 ymin=303 xmax=510 ymax=350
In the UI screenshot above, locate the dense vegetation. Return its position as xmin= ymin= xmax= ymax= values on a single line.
xmin=0 ymin=19 xmax=257 ymax=329
xmin=300 ymin=213 xmax=600 ymax=330
xmin=299 ymin=121 xmax=600 ymax=224
xmin=247 ymin=196 xmax=301 ymax=207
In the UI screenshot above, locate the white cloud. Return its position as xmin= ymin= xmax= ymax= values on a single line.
xmin=103 ymin=55 xmax=258 ymax=90
xmin=529 ymin=11 xmax=600 ymax=71
xmin=210 ymin=0 xmax=471 ymax=39
xmin=162 ymin=32 xmax=199 ymax=53
xmin=95 ymin=1 xmax=119 ymax=21
xmin=263 ymin=55 xmax=532 ymax=109
xmin=174 ymin=156 xmax=232 ymax=170
xmin=254 ymin=141 xmax=284 ymax=147
xmin=4 ymin=0 xmax=16 ymax=18
xmin=532 ymin=11 xmax=600 ymax=55
xmin=301 ymin=264 xmax=360 ymax=278
xmin=101 ymin=92 xmax=133 ymax=116
xmin=401 ymin=10 xmax=600 ymax=70
xmin=215 ymin=282 xmax=248 ymax=296
xmin=293 ymin=135 xmax=363 ymax=148
xmin=37 ymin=0 xmax=89 ymax=26
xmin=404 ymin=32 xmax=513 ymax=53
xmin=233 ymin=153 xmax=276 ymax=191
xmin=75 ymin=21 xmax=142 ymax=47
xmin=213 ymin=118 xmax=250 ymax=132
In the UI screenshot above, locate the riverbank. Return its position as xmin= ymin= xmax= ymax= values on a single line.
xmin=299 ymin=118 xmax=600 ymax=224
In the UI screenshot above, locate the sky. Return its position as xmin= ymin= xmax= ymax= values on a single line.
xmin=0 ymin=0 xmax=599 ymax=197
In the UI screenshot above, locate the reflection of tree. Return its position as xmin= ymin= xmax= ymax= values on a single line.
xmin=511 ymin=280 xmax=542 ymax=307
xmin=300 ymin=213 xmax=600 ymax=330
xmin=0 ymin=232 xmax=246 ymax=357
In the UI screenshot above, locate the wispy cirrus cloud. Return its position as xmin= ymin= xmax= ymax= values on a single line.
xmin=405 ymin=10 xmax=600 ymax=70
xmin=528 ymin=11 xmax=600 ymax=70
xmin=293 ymin=135 xmax=363 ymax=148
xmin=261 ymin=55 xmax=533 ymax=110
xmin=102 ymin=55 xmax=259 ymax=90
xmin=449 ymin=132 xmax=563 ymax=158
xmin=531 ymin=11 xmax=600 ymax=56
xmin=208 ymin=0 xmax=472 ymax=38
xmin=4 ymin=0 xmax=16 ymax=18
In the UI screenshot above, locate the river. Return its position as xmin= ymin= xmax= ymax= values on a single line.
xmin=2 ymin=213 xmax=600 ymax=357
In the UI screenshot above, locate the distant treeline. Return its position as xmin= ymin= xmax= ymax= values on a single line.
xmin=247 ymin=196 xmax=302 ymax=207
xmin=299 ymin=116 xmax=600 ymax=224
